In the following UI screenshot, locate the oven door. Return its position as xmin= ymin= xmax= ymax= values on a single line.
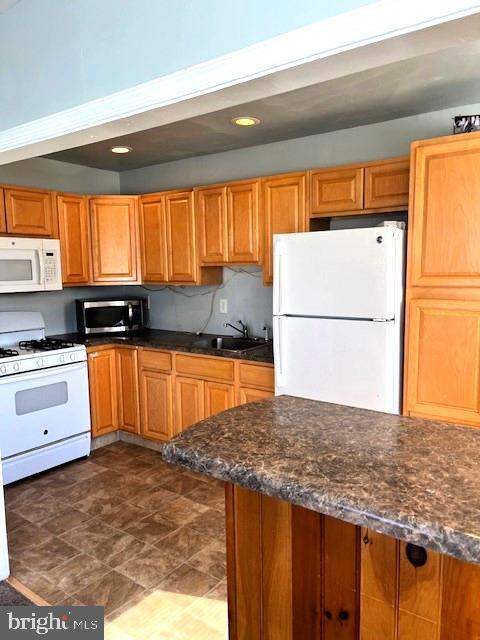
xmin=0 ymin=362 xmax=91 ymax=458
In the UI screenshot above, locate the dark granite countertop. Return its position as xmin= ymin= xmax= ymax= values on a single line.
xmin=49 ymin=329 xmax=273 ymax=364
xmin=163 ymin=395 xmax=480 ymax=564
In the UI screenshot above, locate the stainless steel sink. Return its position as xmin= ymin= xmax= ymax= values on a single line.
xmin=193 ymin=336 xmax=268 ymax=352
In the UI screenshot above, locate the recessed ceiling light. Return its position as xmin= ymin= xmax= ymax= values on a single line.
xmin=231 ymin=116 xmax=260 ymax=127
xmin=110 ymin=145 xmax=132 ymax=154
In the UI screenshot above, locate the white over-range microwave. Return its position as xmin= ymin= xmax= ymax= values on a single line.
xmin=0 ymin=237 xmax=62 ymax=293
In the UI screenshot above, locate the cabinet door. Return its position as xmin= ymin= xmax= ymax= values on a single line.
xmin=87 ymin=349 xmax=118 ymax=437
xmin=116 ymin=348 xmax=140 ymax=434
xmin=139 ymin=195 xmax=168 ymax=282
xmin=89 ymin=196 xmax=139 ymax=282
xmin=405 ymin=298 xmax=480 ymax=425
xmin=204 ymin=381 xmax=235 ymax=418
xmin=364 ymin=159 xmax=409 ymax=209
xmin=310 ymin=168 xmax=363 ymax=215
xmin=0 ymin=188 xmax=6 ymax=233
xmin=4 ymin=187 xmax=55 ymax=236
xmin=196 ymin=186 xmax=228 ymax=264
xmin=57 ymin=194 xmax=90 ymax=284
xmin=238 ymin=387 xmax=274 ymax=405
xmin=263 ymin=173 xmax=306 ymax=284
xmin=409 ymin=136 xmax=480 ymax=288
xmin=175 ymin=376 xmax=204 ymax=432
xmin=227 ymin=180 xmax=261 ymax=263
xmin=165 ymin=191 xmax=197 ymax=282
xmin=140 ymin=368 xmax=174 ymax=441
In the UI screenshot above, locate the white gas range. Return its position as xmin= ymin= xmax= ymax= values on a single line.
xmin=0 ymin=312 xmax=91 ymax=484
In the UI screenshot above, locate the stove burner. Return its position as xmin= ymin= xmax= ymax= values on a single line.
xmin=0 ymin=348 xmax=19 ymax=358
xmin=19 ymin=338 xmax=75 ymax=351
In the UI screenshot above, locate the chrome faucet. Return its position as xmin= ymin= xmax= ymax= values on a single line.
xmin=225 ymin=320 xmax=249 ymax=339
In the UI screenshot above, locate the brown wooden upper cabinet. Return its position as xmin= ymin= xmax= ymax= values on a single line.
xmin=262 ymin=173 xmax=307 ymax=285
xmin=3 ymin=186 xmax=57 ymax=236
xmin=0 ymin=188 xmax=6 ymax=234
xmin=57 ymin=194 xmax=90 ymax=285
xmin=196 ymin=179 xmax=261 ymax=265
xmin=140 ymin=190 xmax=221 ymax=285
xmin=309 ymin=157 xmax=409 ymax=217
xmin=139 ymin=194 xmax=168 ymax=282
xmin=89 ymin=196 xmax=139 ymax=283
xmin=165 ymin=190 xmax=198 ymax=283
xmin=408 ymin=134 xmax=480 ymax=289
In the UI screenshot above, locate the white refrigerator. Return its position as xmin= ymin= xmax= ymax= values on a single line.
xmin=273 ymin=226 xmax=405 ymax=414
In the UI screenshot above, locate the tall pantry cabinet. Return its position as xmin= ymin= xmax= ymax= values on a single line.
xmin=404 ymin=131 xmax=480 ymax=427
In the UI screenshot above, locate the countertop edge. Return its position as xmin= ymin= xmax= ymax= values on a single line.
xmin=162 ymin=440 xmax=480 ymax=565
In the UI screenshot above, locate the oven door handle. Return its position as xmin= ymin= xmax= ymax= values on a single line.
xmin=0 ymin=362 xmax=86 ymax=385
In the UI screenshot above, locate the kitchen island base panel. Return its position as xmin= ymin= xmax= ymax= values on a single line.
xmin=225 ymin=483 xmax=480 ymax=640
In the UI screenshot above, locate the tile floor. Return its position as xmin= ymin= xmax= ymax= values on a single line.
xmin=4 ymin=442 xmax=228 ymax=639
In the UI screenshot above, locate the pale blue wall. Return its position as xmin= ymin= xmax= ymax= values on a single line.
xmin=0 ymin=0 xmax=375 ymax=129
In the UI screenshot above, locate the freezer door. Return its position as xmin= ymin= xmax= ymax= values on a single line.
xmin=273 ymin=316 xmax=401 ymax=413
xmin=273 ymin=227 xmax=404 ymax=319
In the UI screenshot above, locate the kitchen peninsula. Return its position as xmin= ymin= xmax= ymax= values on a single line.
xmin=163 ymin=395 xmax=480 ymax=639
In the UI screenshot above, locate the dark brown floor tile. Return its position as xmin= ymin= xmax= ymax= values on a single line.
xmin=157 ymin=474 xmax=204 ymax=496
xmin=105 ymin=441 xmax=144 ymax=456
xmin=5 ymin=511 xmax=30 ymax=533
xmin=131 ymin=486 xmax=178 ymax=513
xmin=90 ymin=451 xmax=132 ymax=471
xmin=5 ymin=487 xmax=46 ymax=511
xmin=74 ymin=489 xmax=126 ymax=518
xmin=46 ymin=471 xmax=122 ymax=502
xmin=116 ymin=545 xmax=182 ymax=589
xmin=156 ymin=526 xmax=215 ymax=561
xmin=111 ymin=477 xmax=153 ymax=502
xmin=190 ymin=508 xmax=226 ymax=541
xmin=108 ymin=456 xmax=157 ymax=477
xmin=124 ymin=513 xmax=177 ymax=546
xmin=158 ymin=563 xmax=218 ymax=597
xmin=74 ymin=570 xmax=146 ymax=616
xmin=19 ymin=537 xmax=78 ymax=572
xmin=42 ymin=507 xmax=92 ymax=535
xmin=8 ymin=523 xmax=55 ymax=555
xmin=4 ymin=480 xmax=40 ymax=504
xmin=89 ymin=447 xmax=121 ymax=461
xmin=97 ymin=503 xmax=149 ymax=531
xmin=188 ymin=541 xmax=226 ymax=580
xmin=11 ymin=493 xmax=65 ymax=524
xmin=206 ymin=579 xmax=228 ymax=602
xmin=130 ymin=447 xmax=164 ymax=463
xmin=60 ymin=519 xmax=146 ymax=568
xmin=45 ymin=553 xmax=111 ymax=595
xmin=151 ymin=496 xmax=209 ymax=528
xmin=185 ymin=481 xmax=225 ymax=511
xmin=139 ymin=464 xmax=185 ymax=486
xmin=9 ymin=558 xmax=70 ymax=604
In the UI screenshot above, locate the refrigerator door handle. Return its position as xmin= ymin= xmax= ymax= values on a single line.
xmin=273 ymin=250 xmax=282 ymax=316
xmin=273 ymin=316 xmax=286 ymax=390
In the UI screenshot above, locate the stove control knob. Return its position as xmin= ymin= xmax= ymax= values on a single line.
xmin=13 ymin=363 xmax=19 ymax=372
xmin=59 ymin=354 xmax=66 ymax=363
xmin=70 ymin=353 xmax=76 ymax=362
xmin=36 ymin=358 xmax=44 ymax=367
xmin=0 ymin=365 xmax=6 ymax=374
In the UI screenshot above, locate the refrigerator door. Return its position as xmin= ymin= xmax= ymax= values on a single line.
xmin=273 ymin=227 xmax=404 ymax=320
xmin=273 ymin=316 xmax=401 ymax=413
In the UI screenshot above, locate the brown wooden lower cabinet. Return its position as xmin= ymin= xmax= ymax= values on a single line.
xmin=87 ymin=348 xmax=118 ymax=437
xmin=226 ymin=483 xmax=480 ymax=640
xmin=89 ymin=347 xmax=273 ymax=442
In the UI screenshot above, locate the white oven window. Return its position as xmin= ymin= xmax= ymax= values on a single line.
xmin=0 ymin=259 xmax=33 ymax=281
xmin=15 ymin=382 xmax=68 ymax=416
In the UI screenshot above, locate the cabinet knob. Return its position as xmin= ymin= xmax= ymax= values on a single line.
xmin=338 ymin=610 xmax=349 ymax=622
xmin=406 ymin=543 xmax=427 ymax=567
xmin=324 ymin=610 xmax=332 ymax=620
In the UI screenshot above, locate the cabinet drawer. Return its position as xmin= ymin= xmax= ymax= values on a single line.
xmin=175 ymin=353 xmax=234 ymax=381
xmin=139 ymin=348 xmax=172 ymax=372
xmin=238 ymin=362 xmax=274 ymax=390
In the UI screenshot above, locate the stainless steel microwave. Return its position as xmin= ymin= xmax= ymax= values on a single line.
xmin=76 ymin=298 xmax=146 ymax=334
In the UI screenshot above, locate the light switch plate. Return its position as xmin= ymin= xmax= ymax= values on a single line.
xmin=219 ymin=299 xmax=228 ymax=314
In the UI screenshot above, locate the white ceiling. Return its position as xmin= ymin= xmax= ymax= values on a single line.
xmin=44 ymin=40 xmax=480 ymax=171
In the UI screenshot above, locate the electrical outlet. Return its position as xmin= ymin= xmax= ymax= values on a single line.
xmin=219 ymin=299 xmax=228 ymax=314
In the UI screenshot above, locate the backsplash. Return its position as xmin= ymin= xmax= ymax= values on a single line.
xmin=131 ymin=266 xmax=273 ymax=338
